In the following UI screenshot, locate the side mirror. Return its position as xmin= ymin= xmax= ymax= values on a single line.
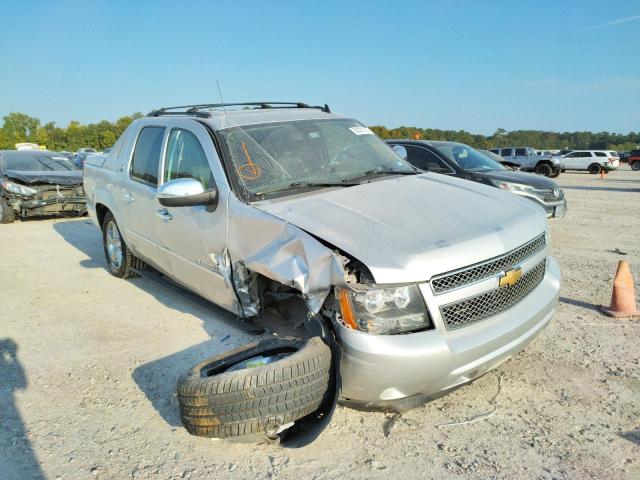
xmin=392 ymin=145 xmax=408 ymax=160
xmin=157 ymin=178 xmax=218 ymax=209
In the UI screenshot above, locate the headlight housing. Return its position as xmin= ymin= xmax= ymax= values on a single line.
xmin=490 ymin=180 xmax=533 ymax=193
xmin=0 ymin=178 xmax=37 ymax=196
xmin=336 ymin=284 xmax=432 ymax=335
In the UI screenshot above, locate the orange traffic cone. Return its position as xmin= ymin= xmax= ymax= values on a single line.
xmin=599 ymin=261 xmax=639 ymax=318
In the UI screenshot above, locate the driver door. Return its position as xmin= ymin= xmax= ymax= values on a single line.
xmin=155 ymin=120 xmax=237 ymax=312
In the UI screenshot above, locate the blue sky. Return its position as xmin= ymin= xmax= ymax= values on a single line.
xmin=1 ymin=0 xmax=639 ymax=135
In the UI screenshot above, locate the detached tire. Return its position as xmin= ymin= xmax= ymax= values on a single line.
xmin=177 ymin=337 xmax=331 ymax=439
xmin=588 ymin=163 xmax=602 ymax=174
xmin=0 ymin=196 xmax=15 ymax=224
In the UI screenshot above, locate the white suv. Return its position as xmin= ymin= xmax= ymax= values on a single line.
xmin=559 ymin=150 xmax=620 ymax=174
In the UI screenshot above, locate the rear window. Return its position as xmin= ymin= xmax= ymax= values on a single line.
xmin=131 ymin=127 xmax=165 ymax=186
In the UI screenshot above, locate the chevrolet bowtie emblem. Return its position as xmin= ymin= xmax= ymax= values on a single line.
xmin=499 ymin=267 xmax=522 ymax=288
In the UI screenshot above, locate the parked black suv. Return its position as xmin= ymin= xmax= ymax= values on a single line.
xmin=386 ymin=140 xmax=566 ymax=218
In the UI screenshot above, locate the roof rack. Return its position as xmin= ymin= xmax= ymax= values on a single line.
xmin=147 ymin=102 xmax=331 ymax=117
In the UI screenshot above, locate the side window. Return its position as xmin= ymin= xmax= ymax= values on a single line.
xmin=404 ymin=145 xmax=452 ymax=173
xmin=566 ymin=152 xmax=582 ymax=158
xmin=164 ymin=129 xmax=214 ymax=189
xmin=131 ymin=127 xmax=165 ymax=186
xmin=594 ymin=152 xmax=606 ymax=157
xmin=489 ymin=149 xmax=499 ymax=154
xmin=501 ymin=148 xmax=513 ymax=156
xmin=514 ymin=148 xmax=528 ymax=156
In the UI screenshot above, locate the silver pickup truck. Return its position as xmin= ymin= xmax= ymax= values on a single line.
xmin=84 ymin=102 xmax=560 ymax=439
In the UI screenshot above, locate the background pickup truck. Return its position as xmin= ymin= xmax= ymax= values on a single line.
xmin=489 ymin=146 xmax=563 ymax=177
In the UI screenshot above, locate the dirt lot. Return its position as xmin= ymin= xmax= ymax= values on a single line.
xmin=1 ymin=167 xmax=639 ymax=480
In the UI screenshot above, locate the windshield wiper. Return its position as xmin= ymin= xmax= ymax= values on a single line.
xmin=341 ymin=168 xmax=419 ymax=183
xmin=254 ymin=181 xmax=359 ymax=198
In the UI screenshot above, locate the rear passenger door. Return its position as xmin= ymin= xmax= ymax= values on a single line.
xmin=397 ymin=144 xmax=455 ymax=174
xmin=120 ymin=125 xmax=166 ymax=266
xmin=155 ymin=120 xmax=238 ymax=312
xmin=562 ymin=151 xmax=582 ymax=169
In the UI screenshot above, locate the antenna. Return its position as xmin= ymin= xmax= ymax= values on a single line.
xmin=216 ymin=80 xmax=229 ymax=128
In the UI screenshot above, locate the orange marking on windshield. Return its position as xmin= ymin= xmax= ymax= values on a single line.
xmin=238 ymin=142 xmax=261 ymax=180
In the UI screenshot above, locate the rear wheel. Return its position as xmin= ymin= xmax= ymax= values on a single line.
xmin=588 ymin=163 xmax=602 ymax=175
xmin=176 ymin=337 xmax=332 ymax=439
xmin=0 ymin=196 xmax=15 ymax=224
xmin=101 ymin=211 xmax=143 ymax=278
xmin=535 ymin=163 xmax=553 ymax=177
xmin=631 ymin=161 xmax=640 ymax=171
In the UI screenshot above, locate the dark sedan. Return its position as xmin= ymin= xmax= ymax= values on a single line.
xmin=0 ymin=150 xmax=86 ymax=223
xmin=386 ymin=140 xmax=566 ymax=218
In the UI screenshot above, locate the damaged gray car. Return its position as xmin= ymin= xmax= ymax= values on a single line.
xmin=0 ymin=150 xmax=86 ymax=223
xmin=83 ymin=102 xmax=560 ymax=442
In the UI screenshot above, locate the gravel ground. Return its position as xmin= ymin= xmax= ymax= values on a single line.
xmin=1 ymin=167 xmax=639 ymax=480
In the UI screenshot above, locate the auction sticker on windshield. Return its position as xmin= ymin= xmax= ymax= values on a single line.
xmin=349 ymin=126 xmax=374 ymax=135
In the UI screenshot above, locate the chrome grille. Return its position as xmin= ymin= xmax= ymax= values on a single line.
xmin=431 ymin=234 xmax=546 ymax=294
xmin=440 ymin=260 xmax=546 ymax=330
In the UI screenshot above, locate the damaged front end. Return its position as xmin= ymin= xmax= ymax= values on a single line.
xmin=227 ymin=200 xmax=351 ymax=319
xmin=1 ymin=178 xmax=87 ymax=220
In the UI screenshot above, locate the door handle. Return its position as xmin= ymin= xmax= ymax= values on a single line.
xmin=156 ymin=208 xmax=172 ymax=221
xmin=121 ymin=191 xmax=135 ymax=203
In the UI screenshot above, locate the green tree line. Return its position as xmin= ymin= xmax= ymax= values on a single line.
xmin=371 ymin=126 xmax=640 ymax=152
xmin=0 ymin=112 xmax=143 ymax=152
xmin=1 ymin=112 xmax=638 ymax=152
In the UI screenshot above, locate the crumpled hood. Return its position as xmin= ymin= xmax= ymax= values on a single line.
xmin=477 ymin=170 xmax=559 ymax=189
xmin=255 ymin=173 xmax=548 ymax=284
xmin=5 ymin=170 xmax=83 ymax=186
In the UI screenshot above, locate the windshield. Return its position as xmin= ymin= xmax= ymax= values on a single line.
xmin=1 ymin=151 xmax=78 ymax=172
xmin=217 ymin=119 xmax=415 ymax=199
xmin=435 ymin=144 xmax=506 ymax=172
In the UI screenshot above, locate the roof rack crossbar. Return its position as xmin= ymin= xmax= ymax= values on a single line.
xmin=147 ymin=102 xmax=330 ymax=117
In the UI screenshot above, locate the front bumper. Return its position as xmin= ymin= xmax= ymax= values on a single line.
xmin=5 ymin=188 xmax=86 ymax=218
xmin=337 ymin=256 xmax=560 ymax=409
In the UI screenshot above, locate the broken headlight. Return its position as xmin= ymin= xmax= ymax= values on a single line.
xmin=336 ymin=285 xmax=432 ymax=335
xmin=0 ymin=178 xmax=37 ymax=196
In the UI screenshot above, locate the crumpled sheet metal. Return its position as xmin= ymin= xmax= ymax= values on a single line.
xmin=228 ymin=201 xmax=348 ymax=315
xmin=5 ymin=169 xmax=84 ymax=186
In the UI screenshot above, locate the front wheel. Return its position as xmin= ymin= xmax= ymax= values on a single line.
xmin=549 ymin=169 xmax=561 ymax=178
xmin=535 ymin=163 xmax=553 ymax=177
xmin=101 ymin=211 xmax=143 ymax=278
xmin=588 ymin=163 xmax=602 ymax=175
xmin=0 ymin=196 xmax=15 ymax=224
xmin=631 ymin=161 xmax=640 ymax=171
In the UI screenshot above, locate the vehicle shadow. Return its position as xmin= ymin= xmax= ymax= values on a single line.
xmin=0 ymin=339 xmax=46 ymax=480
xmin=127 ymin=270 xmax=264 ymax=427
xmin=52 ymin=219 xmax=264 ymax=427
xmin=52 ymin=218 xmax=105 ymax=269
